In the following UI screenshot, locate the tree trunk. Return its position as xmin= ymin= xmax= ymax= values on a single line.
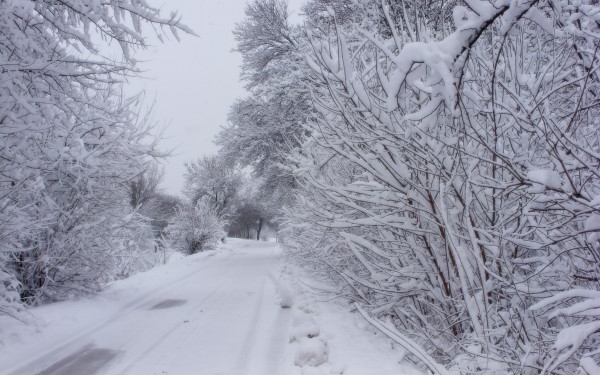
xmin=256 ymin=218 xmax=263 ymax=241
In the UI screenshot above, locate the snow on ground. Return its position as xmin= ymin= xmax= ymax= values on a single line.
xmin=0 ymin=239 xmax=421 ymax=375
xmin=278 ymin=262 xmax=422 ymax=375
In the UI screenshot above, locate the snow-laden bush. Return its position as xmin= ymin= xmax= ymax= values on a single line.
xmin=239 ymin=0 xmax=600 ymax=374
xmin=113 ymin=212 xmax=161 ymax=280
xmin=0 ymin=0 xmax=190 ymax=313
xmin=166 ymin=199 xmax=226 ymax=255
xmin=0 ymin=265 xmax=21 ymax=319
xmin=8 ymin=196 xmax=163 ymax=304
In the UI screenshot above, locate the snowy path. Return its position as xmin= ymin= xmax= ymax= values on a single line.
xmin=1 ymin=239 xmax=420 ymax=375
xmin=3 ymin=240 xmax=290 ymax=375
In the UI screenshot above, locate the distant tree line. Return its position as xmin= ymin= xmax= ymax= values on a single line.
xmin=176 ymin=155 xmax=277 ymax=246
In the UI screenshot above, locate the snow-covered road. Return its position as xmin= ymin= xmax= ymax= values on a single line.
xmin=3 ymin=240 xmax=290 ymax=375
xmin=1 ymin=239 xmax=420 ymax=375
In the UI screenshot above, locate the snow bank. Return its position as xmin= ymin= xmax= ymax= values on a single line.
xmin=290 ymin=321 xmax=321 ymax=342
xmin=280 ymin=255 xmax=422 ymax=375
xmin=269 ymin=273 xmax=294 ymax=308
xmin=295 ymin=337 xmax=329 ymax=367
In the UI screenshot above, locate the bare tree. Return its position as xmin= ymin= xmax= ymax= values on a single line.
xmin=129 ymin=164 xmax=164 ymax=209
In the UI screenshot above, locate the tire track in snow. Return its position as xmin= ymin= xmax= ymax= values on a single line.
xmin=235 ymin=272 xmax=293 ymax=375
xmin=263 ymin=307 xmax=292 ymax=375
xmin=110 ymin=271 xmax=236 ymax=375
xmin=233 ymin=276 xmax=267 ymax=375
xmin=6 ymin=251 xmax=234 ymax=375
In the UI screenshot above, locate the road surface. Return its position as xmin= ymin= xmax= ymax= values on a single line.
xmin=4 ymin=240 xmax=291 ymax=375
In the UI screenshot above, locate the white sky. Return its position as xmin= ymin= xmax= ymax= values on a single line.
xmin=127 ymin=1 xmax=304 ymax=196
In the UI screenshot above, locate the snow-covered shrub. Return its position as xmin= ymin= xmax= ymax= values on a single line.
xmin=183 ymin=156 xmax=243 ymax=219
xmin=113 ymin=212 xmax=160 ymax=280
xmin=0 ymin=265 xmax=21 ymax=319
xmin=0 ymin=1 xmax=190 ymax=313
xmin=166 ymin=199 xmax=226 ymax=255
xmin=275 ymin=0 xmax=600 ymax=374
xmin=8 ymin=190 xmax=164 ymax=304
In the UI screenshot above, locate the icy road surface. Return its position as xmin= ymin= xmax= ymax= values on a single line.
xmin=1 ymin=239 xmax=420 ymax=375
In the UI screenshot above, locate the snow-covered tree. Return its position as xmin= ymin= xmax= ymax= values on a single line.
xmin=183 ymin=155 xmax=242 ymax=220
xmin=129 ymin=164 xmax=164 ymax=209
xmin=217 ymin=0 xmax=312 ymax=215
xmin=128 ymin=163 xmax=180 ymax=242
xmin=166 ymin=198 xmax=226 ymax=255
xmin=218 ymin=0 xmax=600 ymax=371
xmin=227 ymin=177 xmax=277 ymax=240
xmin=0 ymin=1 xmax=190 ymax=312
xmin=278 ymin=0 xmax=600 ymax=373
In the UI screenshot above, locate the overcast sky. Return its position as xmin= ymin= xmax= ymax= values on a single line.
xmin=127 ymin=1 xmax=304 ymax=196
